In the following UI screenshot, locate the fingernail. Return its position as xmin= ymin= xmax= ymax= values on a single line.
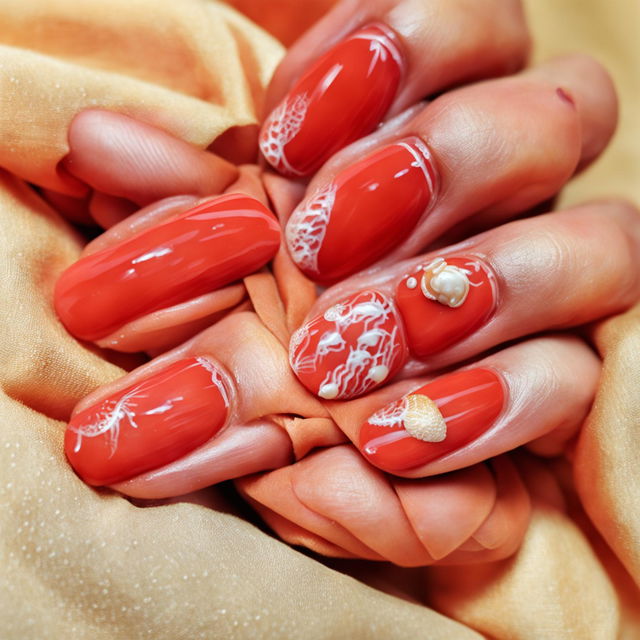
xmin=65 ymin=357 xmax=230 ymax=485
xmin=260 ymin=23 xmax=404 ymax=177
xmin=359 ymin=368 xmax=505 ymax=473
xmin=396 ymin=256 xmax=497 ymax=357
xmin=289 ymin=290 xmax=407 ymax=400
xmin=55 ymin=194 xmax=280 ymax=341
xmin=286 ymin=138 xmax=438 ymax=283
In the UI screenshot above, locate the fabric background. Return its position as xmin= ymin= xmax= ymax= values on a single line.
xmin=0 ymin=0 xmax=638 ymax=638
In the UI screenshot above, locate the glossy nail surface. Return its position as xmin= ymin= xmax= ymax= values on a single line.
xmin=359 ymin=368 xmax=505 ymax=473
xmin=289 ymin=290 xmax=407 ymax=400
xmin=55 ymin=194 xmax=281 ymax=341
xmin=396 ymin=256 xmax=497 ymax=357
xmin=260 ymin=23 xmax=404 ymax=177
xmin=286 ymin=138 xmax=438 ymax=283
xmin=65 ymin=357 xmax=230 ymax=486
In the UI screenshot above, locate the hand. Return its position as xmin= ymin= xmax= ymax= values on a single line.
xmin=53 ymin=0 xmax=632 ymax=568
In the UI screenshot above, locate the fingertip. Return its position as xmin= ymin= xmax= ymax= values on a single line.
xmin=528 ymin=55 xmax=619 ymax=170
xmin=395 ymin=464 xmax=497 ymax=560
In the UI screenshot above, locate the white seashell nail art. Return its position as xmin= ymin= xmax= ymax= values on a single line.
xmin=420 ymin=258 xmax=470 ymax=308
xmin=369 ymin=392 xmax=447 ymax=442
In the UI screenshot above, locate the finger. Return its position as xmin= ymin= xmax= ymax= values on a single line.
xmin=260 ymin=0 xmax=529 ymax=176
xmin=341 ymin=335 xmax=600 ymax=477
xmin=64 ymin=312 xmax=333 ymax=495
xmin=289 ymin=200 xmax=639 ymax=400
xmin=54 ymin=192 xmax=281 ymax=348
xmin=39 ymin=188 xmax=94 ymax=227
xmin=237 ymin=446 xmax=531 ymax=566
xmin=114 ymin=421 xmax=293 ymax=499
xmin=64 ymin=109 xmax=239 ymax=206
xmin=285 ymin=55 xmax=617 ymax=283
xmin=438 ymin=456 xmax=530 ymax=564
xmin=55 ymin=167 xmax=267 ymax=354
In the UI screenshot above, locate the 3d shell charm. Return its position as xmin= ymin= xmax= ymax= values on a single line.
xmin=403 ymin=393 xmax=447 ymax=442
xmin=420 ymin=258 xmax=470 ymax=308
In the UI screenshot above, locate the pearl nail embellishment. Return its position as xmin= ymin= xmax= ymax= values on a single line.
xmin=395 ymin=255 xmax=497 ymax=358
xmin=420 ymin=257 xmax=470 ymax=308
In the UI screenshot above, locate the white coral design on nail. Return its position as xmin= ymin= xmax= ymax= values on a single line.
xmin=260 ymin=93 xmax=309 ymax=175
xmin=286 ymin=182 xmax=337 ymax=274
xmin=396 ymin=139 xmax=437 ymax=194
xmin=68 ymin=385 xmax=148 ymax=458
xmin=290 ymin=291 xmax=402 ymax=400
xmin=69 ymin=359 xmax=228 ymax=457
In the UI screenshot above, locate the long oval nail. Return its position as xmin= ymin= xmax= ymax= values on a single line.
xmin=289 ymin=256 xmax=497 ymax=400
xmin=286 ymin=138 xmax=438 ymax=283
xmin=260 ymin=23 xmax=404 ymax=177
xmin=55 ymin=194 xmax=281 ymax=341
xmin=289 ymin=290 xmax=407 ymax=400
xmin=359 ymin=368 xmax=505 ymax=473
xmin=65 ymin=357 xmax=230 ymax=486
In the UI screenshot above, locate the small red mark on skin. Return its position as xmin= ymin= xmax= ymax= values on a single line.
xmin=556 ymin=87 xmax=576 ymax=108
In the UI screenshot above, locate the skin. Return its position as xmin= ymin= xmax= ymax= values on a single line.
xmin=47 ymin=0 xmax=633 ymax=564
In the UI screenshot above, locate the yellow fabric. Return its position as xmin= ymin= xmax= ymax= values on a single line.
xmin=527 ymin=0 xmax=640 ymax=208
xmin=0 ymin=0 xmax=282 ymax=193
xmin=0 ymin=0 xmax=639 ymax=638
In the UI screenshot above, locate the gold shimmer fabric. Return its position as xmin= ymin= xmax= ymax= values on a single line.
xmin=0 ymin=0 xmax=639 ymax=638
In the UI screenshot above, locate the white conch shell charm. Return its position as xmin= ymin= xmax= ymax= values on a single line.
xmin=421 ymin=257 xmax=470 ymax=308
xmin=404 ymin=394 xmax=447 ymax=442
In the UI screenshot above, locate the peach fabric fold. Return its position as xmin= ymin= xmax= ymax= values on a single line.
xmin=1 ymin=1 xmax=640 ymax=639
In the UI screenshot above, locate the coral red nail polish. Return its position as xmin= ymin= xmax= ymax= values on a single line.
xmin=286 ymin=138 xmax=438 ymax=283
xmin=65 ymin=357 xmax=230 ymax=486
xmin=260 ymin=23 xmax=404 ymax=177
xmin=55 ymin=194 xmax=280 ymax=341
xmin=289 ymin=290 xmax=407 ymax=400
xmin=395 ymin=256 xmax=497 ymax=357
xmin=359 ymin=368 xmax=505 ymax=473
